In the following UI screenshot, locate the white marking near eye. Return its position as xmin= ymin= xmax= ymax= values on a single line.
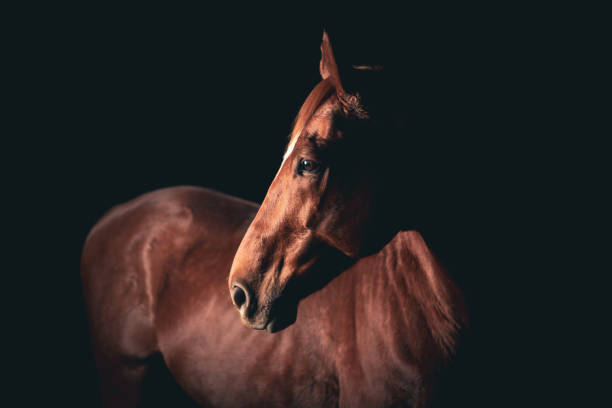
xmin=273 ymin=132 xmax=301 ymax=179
xmin=283 ymin=134 xmax=299 ymax=163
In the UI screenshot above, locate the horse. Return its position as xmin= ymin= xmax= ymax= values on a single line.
xmin=81 ymin=32 xmax=467 ymax=407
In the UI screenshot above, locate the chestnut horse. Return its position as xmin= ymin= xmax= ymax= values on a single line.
xmin=82 ymin=33 xmax=467 ymax=407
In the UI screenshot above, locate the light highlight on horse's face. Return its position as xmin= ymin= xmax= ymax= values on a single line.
xmin=229 ymin=95 xmax=377 ymax=332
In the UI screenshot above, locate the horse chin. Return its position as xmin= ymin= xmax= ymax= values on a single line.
xmin=262 ymin=297 xmax=299 ymax=333
xmin=238 ymin=297 xmax=298 ymax=333
xmin=265 ymin=310 xmax=297 ymax=333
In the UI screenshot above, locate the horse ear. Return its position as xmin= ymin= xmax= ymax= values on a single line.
xmin=319 ymin=31 xmax=345 ymax=94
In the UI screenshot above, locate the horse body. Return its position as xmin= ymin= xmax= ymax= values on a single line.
xmin=82 ymin=186 xmax=464 ymax=407
xmin=82 ymin=32 xmax=468 ymax=407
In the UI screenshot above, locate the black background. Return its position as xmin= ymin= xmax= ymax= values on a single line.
xmin=9 ymin=4 xmax=589 ymax=407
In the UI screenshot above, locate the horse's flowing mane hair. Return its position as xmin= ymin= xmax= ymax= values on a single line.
xmin=400 ymin=232 xmax=466 ymax=359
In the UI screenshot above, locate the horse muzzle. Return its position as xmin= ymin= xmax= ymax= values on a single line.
xmin=230 ymin=279 xmax=297 ymax=333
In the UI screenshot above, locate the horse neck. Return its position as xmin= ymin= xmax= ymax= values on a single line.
xmin=362 ymin=230 xmax=466 ymax=360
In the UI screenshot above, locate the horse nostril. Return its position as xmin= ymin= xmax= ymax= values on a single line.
xmin=231 ymin=282 xmax=249 ymax=310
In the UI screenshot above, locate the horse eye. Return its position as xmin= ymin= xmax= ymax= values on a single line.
xmin=298 ymin=158 xmax=320 ymax=174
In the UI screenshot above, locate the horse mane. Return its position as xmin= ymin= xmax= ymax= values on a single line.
xmin=399 ymin=231 xmax=467 ymax=359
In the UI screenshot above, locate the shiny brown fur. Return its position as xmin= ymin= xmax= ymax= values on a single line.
xmin=82 ymin=186 xmax=465 ymax=407
xmin=81 ymin=186 xmax=257 ymax=407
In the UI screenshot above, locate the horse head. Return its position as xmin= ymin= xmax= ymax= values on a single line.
xmin=228 ymin=32 xmax=402 ymax=332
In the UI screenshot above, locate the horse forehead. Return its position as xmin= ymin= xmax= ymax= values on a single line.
xmin=302 ymin=115 xmax=336 ymax=144
xmin=284 ymin=99 xmax=339 ymax=160
xmin=312 ymin=98 xmax=338 ymax=120
xmin=302 ymin=101 xmax=339 ymax=139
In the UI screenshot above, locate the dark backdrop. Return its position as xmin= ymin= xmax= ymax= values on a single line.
xmin=10 ymin=4 xmax=577 ymax=407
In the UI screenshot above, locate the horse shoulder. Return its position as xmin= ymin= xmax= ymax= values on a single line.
xmin=80 ymin=186 xmax=257 ymax=360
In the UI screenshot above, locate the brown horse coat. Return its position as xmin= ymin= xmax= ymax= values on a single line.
xmin=82 ymin=186 xmax=466 ymax=407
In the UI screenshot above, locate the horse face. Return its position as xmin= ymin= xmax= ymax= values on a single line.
xmin=228 ymin=32 xmax=381 ymax=332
